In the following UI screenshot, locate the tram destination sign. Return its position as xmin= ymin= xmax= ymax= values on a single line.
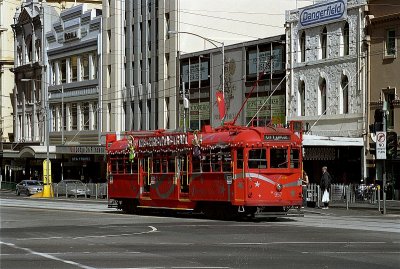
xmin=264 ymin=135 xmax=290 ymax=141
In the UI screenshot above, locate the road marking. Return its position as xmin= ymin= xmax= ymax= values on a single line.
xmin=222 ymin=241 xmax=387 ymax=245
xmin=0 ymin=241 xmax=96 ymax=269
xmin=17 ymin=226 xmax=157 ymax=241
xmin=302 ymin=251 xmax=400 ymax=254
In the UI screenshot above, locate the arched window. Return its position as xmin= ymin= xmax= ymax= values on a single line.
xmin=341 ymin=76 xmax=349 ymax=114
xmin=300 ymin=31 xmax=306 ymax=62
xmin=319 ymin=78 xmax=327 ymax=115
xmin=299 ymin=81 xmax=306 ymax=116
xmin=321 ymin=27 xmax=327 ymax=59
xmin=343 ymin=22 xmax=349 ymax=56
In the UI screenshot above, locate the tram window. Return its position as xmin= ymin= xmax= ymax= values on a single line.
xmin=111 ymin=159 xmax=117 ymax=173
xmin=211 ymin=155 xmax=221 ymax=172
xmin=168 ymin=158 xmax=175 ymax=173
xmin=237 ymin=149 xmax=244 ymax=169
xmin=142 ymin=158 xmax=149 ymax=173
xmin=202 ymin=153 xmax=211 ymax=172
xmin=162 ymin=159 xmax=167 ymax=173
xmin=290 ymin=149 xmax=300 ymax=168
xmin=117 ymin=159 xmax=124 ymax=173
xmin=192 ymin=156 xmax=201 ymax=172
xmin=222 ymin=149 xmax=232 ymax=172
xmin=270 ymin=148 xmax=288 ymax=168
xmin=248 ymin=149 xmax=267 ymax=169
xmin=153 ymin=159 xmax=161 ymax=173
xmin=129 ymin=160 xmax=138 ymax=173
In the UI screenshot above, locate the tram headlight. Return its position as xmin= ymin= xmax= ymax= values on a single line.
xmin=276 ymin=183 xmax=283 ymax=192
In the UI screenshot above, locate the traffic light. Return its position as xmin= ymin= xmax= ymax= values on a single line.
xmin=369 ymin=141 xmax=376 ymax=156
xmin=386 ymin=131 xmax=397 ymax=159
xmin=373 ymin=109 xmax=384 ymax=132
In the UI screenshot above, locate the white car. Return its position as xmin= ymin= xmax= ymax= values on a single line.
xmin=56 ymin=179 xmax=91 ymax=198
xmin=16 ymin=180 xmax=43 ymax=196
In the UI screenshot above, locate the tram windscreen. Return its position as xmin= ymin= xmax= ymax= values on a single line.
xmin=248 ymin=149 xmax=267 ymax=169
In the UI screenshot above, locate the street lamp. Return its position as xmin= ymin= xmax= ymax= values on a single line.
xmin=168 ymin=30 xmax=225 ymax=122
xmin=21 ymin=78 xmax=64 ymax=197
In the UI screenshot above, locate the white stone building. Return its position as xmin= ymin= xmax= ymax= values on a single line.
xmin=285 ymin=0 xmax=368 ymax=183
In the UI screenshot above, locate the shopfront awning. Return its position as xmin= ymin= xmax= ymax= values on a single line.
xmin=303 ymin=135 xmax=363 ymax=147
xmin=2 ymin=146 xmax=57 ymax=159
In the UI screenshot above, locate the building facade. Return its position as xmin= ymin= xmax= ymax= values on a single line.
xmin=285 ymin=0 xmax=368 ymax=184
xmin=46 ymin=4 xmax=104 ymax=182
xmin=367 ymin=0 xmax=400 ymax=199
xmin=102 ymin=0 xmax=311 ymax=134
xmin=179 ymin=36 xmax=286 ymax=130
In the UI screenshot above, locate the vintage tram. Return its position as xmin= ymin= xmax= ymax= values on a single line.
xmin=106 ymin=121 xmax=303 ymax=219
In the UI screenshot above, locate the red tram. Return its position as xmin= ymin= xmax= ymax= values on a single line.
xmin=106 ymin=121 xmax=303 ymax=219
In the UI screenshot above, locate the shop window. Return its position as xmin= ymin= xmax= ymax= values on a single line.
xmin=270 ymin=148 xmax=288 ymax=168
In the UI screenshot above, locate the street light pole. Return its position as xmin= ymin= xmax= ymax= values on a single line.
xmin=168 ymin=30 xmax=225 ymax=121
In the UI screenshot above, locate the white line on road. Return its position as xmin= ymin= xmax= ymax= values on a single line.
xmin=0 ymin=241 xmax=96 ymax=269
xmin=222 ymin=241 xmax=387 ymax=245
xmin=16 ymin=226 xmax=158 ymax=241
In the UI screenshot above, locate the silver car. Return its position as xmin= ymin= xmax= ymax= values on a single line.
xmin=56 ymin=179 xmax=91 ymax=198
xmin=16 ymin=180 xmax=43 ymax=196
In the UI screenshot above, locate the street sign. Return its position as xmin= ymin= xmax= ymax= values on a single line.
xmin=376 ymin=131 xmax=386 ymax=160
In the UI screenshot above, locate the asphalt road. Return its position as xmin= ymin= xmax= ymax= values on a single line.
xmin=1 ymin=195 xmax=399 ymax=269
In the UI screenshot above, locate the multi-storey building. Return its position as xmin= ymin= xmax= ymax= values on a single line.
xmin=102 ymin=0 xmax=310 ymax=133
xmin=0 ymin=0 xmax=16 ymax=184
xmin=367 ymin=0 xmax=400 ymax=199
xmin=285 ymin=0 xmax=368 ymax=183
xmin=46 ymin=4 xmax=103 ymax=181
xmin=179 ymin=35 xmax=286 ymax=130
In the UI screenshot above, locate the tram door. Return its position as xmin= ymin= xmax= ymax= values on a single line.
xmin=140 ymin=157 xmax=151 ymax=195
xmin=234 ymin=148 xmax=246 ymax=202
xmin=179 ymin=156 xmax=189 ymax=194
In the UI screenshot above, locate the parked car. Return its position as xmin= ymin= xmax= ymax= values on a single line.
xmin=16 ymin=180 xmax=43 ymax=196
xmin=56 ymin=179 xmax=91 ymax=198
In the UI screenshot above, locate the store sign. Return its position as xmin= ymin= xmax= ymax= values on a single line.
xmin=57 ymin=146 xmax=105 ymax=155
xmin=64 ymin=30 xmax=79 ymax=41
xmin=299 ymin=0 xmax=347 ymax=29
xmin=72 ymin=156 xmax=92 ymax=162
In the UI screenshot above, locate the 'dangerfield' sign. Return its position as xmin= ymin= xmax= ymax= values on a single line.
xmin=299 ymin=0 xmax=347 ymax=29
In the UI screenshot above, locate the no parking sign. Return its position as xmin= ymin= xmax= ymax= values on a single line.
xmin=376 ymin=131 xmax=386 ymax=160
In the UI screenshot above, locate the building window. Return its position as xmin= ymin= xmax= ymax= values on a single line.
xmin=92 ymin=52 xmax=98 ymax=79
xmin=299 ymin=81 xmax=305 ymax=116
xmin=319 ymin=78 xmax=327 ymax=115
xmin=343 ymin=22 xmax=349 ymax=56
xmin=300 ymin=31 xmax=306 ymax=62
xmin=71 ymin=56 xmax=78 ymax=82
xmin=82 ymin=102 xmax=89 ymax=130
xmin=81 ymin=54 xmax=89 ymax=80
xmin=385 ymin=29 xmax=396 ymax=57
xmin=35 ymin=39 xmax=41 ymax=61
xmin=92 ymin=102 xmax=98 ymax=130
xmin=25 ymin=34 xmax=32 ymax=63
xmin=60 ymin=59 xmax=67 ymax=83
xmin=71 ymin=103 xmax=77 ymax=130
xmin=383 ymin=89 xmax=396 ymax=129
xmin=51 ymin=62 xmax=56 ymax=85
xmin=341 ymin=76 xmax=349 ymax=114
xmin=107 ymin=30 xmax=111 ymax=53
xmin=321 ymin=27 xmax=327 ymax=59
